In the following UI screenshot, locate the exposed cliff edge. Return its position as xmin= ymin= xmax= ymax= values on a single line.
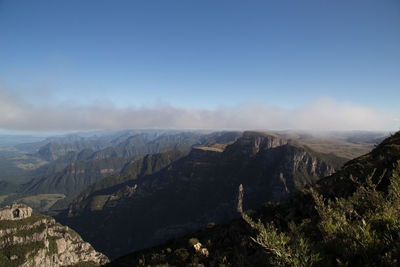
xmin=0 ymin=203 xmax=109 ymax=267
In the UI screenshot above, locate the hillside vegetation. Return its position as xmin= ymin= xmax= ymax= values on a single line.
xmin=107 ymin=131 xmax=400 ymax=267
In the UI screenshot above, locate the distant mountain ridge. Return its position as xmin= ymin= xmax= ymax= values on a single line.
xmin=33 ymin=130 xmax=241 ymax=162
xmin=1 ymin=131 xmax=241 ymax=212
xmin=0 ymin=130 xmax=381 ymax=186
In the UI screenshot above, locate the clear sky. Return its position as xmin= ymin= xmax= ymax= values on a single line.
xmin=0 ymin=0 xmax=399 ymax=132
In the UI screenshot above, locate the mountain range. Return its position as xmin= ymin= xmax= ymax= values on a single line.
xmin=0 ymin=131 xmax=242 ymax=212
xmin=58 ymin=131 xmax=345 ymax=259
xmin=106 ymin=131 xmax=400 ymax=266
xmin=0 ymin=129 xmax=396 ymax=266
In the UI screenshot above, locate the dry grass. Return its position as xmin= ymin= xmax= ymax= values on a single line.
xmin=193 ymin=146 xmax=224 ymax=152
xmin=299 ymin=138 xmax=373 ymax=159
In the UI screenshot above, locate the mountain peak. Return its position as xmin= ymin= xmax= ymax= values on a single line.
xmin=225 ymin=131 xmax=288 ymax=156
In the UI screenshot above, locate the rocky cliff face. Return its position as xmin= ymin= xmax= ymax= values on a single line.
xmin=225 ymin=131 xmax=288 ymax=156
xmin=0 ymin=204 xmax=32 ymax=221
xmin=0 ymin=204 xmax=108 ymax=266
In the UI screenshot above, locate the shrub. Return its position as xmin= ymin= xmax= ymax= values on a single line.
xmin=243 ymin=166 xmax=400 ymax=266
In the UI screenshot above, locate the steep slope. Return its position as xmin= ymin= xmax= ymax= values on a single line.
xmin=68 ymin=150 xmax=187 ymax=215
xmin=17 ymin=157 xmax=131 ymax=210
xmin=108 ymin=131 xmax=400 ymax=267
xmin=0 ymin=157 xmax=133 ymax=212
xmin=58 ymin=131 xmax=343 ymax=259
xmin=0 ymin=203 xmax=109 ymax=267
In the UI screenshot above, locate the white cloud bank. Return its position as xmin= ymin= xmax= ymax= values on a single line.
xmin=0 ymin=88 xmax=398 ymax=132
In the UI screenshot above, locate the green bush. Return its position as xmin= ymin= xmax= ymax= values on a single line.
xmin=242 ymin=213 xmax=321 ymax=267
xmin=174 ymin=248 xmax=190 ymax=261
xmin=243 ymin=167 xmax=400 ymax=266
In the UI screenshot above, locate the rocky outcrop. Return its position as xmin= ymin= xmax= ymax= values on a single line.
xmin=225 ymin=131 xmax=288 ymax=156
xmin=0 ymin=204 xmax=32 ymax=221
xmin=0 ymin=208 xmax=109 ymax=266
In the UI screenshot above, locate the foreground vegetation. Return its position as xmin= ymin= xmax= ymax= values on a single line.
xmin=243 ymin=168 xmax=400 ymax=266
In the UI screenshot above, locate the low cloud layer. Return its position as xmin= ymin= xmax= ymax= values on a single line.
xmin=0 ymin=88 xmax=398 ymax=132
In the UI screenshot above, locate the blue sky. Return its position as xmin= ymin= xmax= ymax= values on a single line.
xmin=0 ymin=0 xmax=399 ymax=131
